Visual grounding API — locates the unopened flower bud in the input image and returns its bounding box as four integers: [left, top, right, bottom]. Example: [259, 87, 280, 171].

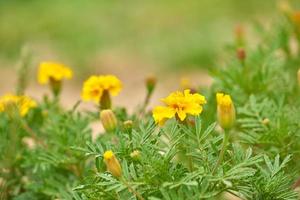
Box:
[100, 109, 117, 132]
[130, 150, 141, 160]
[103, 150, 122, 178]
[262, 118, 270, 125]
[21, 176, 29, 184]
[216, 93, 236, 130]
[123, 120, 133, 132]
[236, 48, 246, 62]
[145, 76, 156, 94]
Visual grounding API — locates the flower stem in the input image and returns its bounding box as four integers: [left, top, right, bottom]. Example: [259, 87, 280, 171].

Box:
[120, 177, 144, 200]
[213, 130, 229, 174]
[100, 90, 111, 110]
[188, 155, 194, 171]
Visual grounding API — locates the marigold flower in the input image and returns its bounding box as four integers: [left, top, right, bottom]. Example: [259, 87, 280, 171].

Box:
[216, 92, 236, 130]
[100, 109, 118, 132]
[81, 75, 122, 108]
[38, 62, 73, 97]
[103, 150, 122, 178]
[0, 94, 37, 116]
[152, 89, 206, 125]
[38, 62, 73, 84]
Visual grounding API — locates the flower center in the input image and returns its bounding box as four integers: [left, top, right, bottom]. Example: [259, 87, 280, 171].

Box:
[171, 103, 185, 110]
[91, 89, 100, 96]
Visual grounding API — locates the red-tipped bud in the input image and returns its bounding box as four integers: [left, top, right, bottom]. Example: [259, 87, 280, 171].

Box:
[146, 76, 157, 94]
[236, 48, 246, 62]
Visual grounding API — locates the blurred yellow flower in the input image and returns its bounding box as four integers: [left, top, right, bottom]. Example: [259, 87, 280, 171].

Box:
[293, 11, 300, 25]
[278, 0, 292, 15]
[216, 92, 236, 130]
[81, 75, 122, 104]
[103, 150, 122, 178]
[152, 89, 206, 125]
[0, 94, 37, 116]
[38, 62, 73, 85]
[180, 77, 192, 90]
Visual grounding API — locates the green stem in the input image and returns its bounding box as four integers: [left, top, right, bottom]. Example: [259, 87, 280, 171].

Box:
[139, 90, 153, 118]
[120, 177, 144, 200]
[188, 155, 194, 172]
[213, 130, 229, 174]
[50, 78, 62, 101]
[100, 90, 111, 110]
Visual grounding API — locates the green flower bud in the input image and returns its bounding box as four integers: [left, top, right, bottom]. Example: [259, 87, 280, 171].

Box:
[123, 120, 133, 132]
[145, 76, 156, 94]
[100, 109, 118, 132]
[130, 150, 141, 160]
[216, 93, 236, 130]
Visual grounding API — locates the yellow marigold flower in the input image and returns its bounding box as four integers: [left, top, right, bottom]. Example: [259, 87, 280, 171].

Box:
[81, 75, 122, 104]
[152, 89, 206, 125]
[0, 94, 37, 116]
[103, 150, 122, 178]
[216, 92, 236, 130]
[38, 62, 73, 84]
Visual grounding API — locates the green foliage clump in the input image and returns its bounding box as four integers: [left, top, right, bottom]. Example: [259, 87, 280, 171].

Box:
[1, 9, 300, 200]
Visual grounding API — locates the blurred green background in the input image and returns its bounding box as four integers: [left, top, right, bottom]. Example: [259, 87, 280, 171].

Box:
[0, 0, 287, 72]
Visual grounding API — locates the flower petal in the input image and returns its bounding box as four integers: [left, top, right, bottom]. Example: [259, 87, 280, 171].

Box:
[152, 106, 176, 125]
[177, 108, 187, 121]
